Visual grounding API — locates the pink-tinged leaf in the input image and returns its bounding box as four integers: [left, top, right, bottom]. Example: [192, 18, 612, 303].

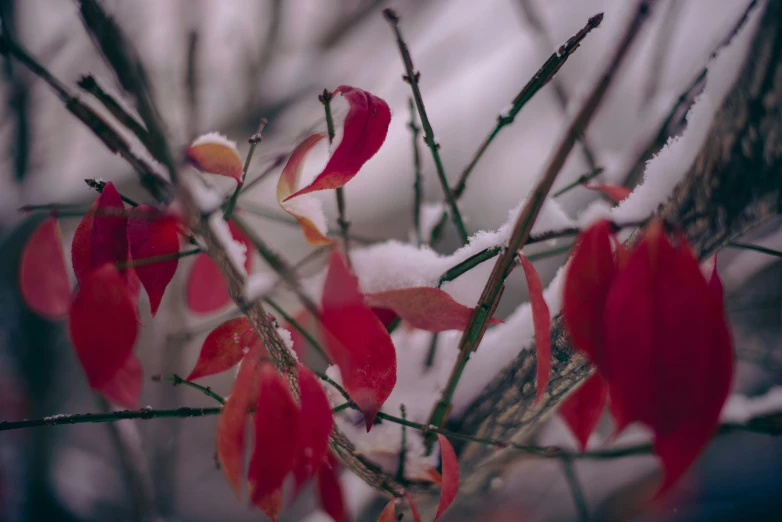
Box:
[434, 434, 458, 521]
[68, 264, 138, 389]
[216, 351, 263, 496]
[559, 373, 608, 450]
[562, 220, 617, 365]
[364, 287, 502, 332]
[284, 86, 391, 200]
[583, 181, 632, 203]
[248, 364, 300, 520]
[187, 317, 264, 381]
[276, 134, 332, 245]
[185, 133, 243, 181]
[293, 365, 335, 492]
[20, 217, 71, 319]
[315, 458, 347, 522]
[518, 254, 551, 404]
[127, 206, 180, 316]
[377, 500, 396, 522]
[321, 250, 397, 431]
[98, 354, 142, 409]
[404, 492, 422, 522]
[187, 220, 253, 314]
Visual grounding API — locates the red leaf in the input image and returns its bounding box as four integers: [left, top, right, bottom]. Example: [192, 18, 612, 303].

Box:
[583, 181, 632, 203]
[601, 222, 733, 494]
[364, 287, 502, 332]
[707, 254, 724, 305]
[377, 500, 395, 522]
[20, 217, 71, 319]
[286, 309, 318, 362]
[128, 206, 180, 316]
[434, 434, 458, 521]
[248, 364, 300, 520]
[293, 365, 334, 491]
[68, 264, 138, 388]
[316, 458, 347, 522]
[370, 307, 399, 329]
[71, 199, 97, 285]
[187, 317, 264, 381]
[216, 351, 263, 496]
[321, 250, 396, 431]
[186, 219, 253, 314]
[562, 219, 617, 364]
[185, 133, 243, 181]
[284, 86, 391, 200]
[404, 492, 422, 522]
[518, 254, 551, 404]
[558, 373, 608, 450]
[98, 354, 142, 409]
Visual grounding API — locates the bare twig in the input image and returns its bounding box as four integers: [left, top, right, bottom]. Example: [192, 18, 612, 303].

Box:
[562, 458, 589, 522]
[409, 98, 424, 246]
[224, 117, 267, 220]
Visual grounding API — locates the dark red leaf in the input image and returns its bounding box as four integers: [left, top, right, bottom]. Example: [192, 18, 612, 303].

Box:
[89, 182, 129, 273]
[434, 434, 458, 521]
[364, 287, 502, 332]
[71, 199, 97, 285]
[316, 458, 347, 522]
[284, 86, 391, 200]
[293, 365, 334, 492]
[187, 317, 264, 381]
[559, 373, 608, 450]
[562, 219, 617, 365]
[68, 264, 138, 388]
[248, 363, 300, 521]
[186, 219, 253, 314]
[98, 354, 142, 409]
[518, 254, 551, 404]
[707, 254, 724, 305]
[321, 250, 396, 431]
[20, 217, 71, 319]
[371, 307, 399, 329]
[377, 500, 395, 522]
[128, 205, 180, 316]
[583, 181, 632, 203]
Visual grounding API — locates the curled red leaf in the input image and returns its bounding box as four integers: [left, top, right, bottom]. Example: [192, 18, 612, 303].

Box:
[558, 373, 608, 450]
[316, 457, 347, 522]
[518, 254, 551, 404]
[98, 354, 143, 409]
[20, 217, 71, 319]
[68, 264, 138, 389]
[583, 181, 632, 203]
[185, 133, 243, 181]
[187, 317, 264, 381]
[127, 206, 180, 316]
[321, 250, 397, 431]
[284, 86, 391, 200]
[364, 287, 502, 332]
[293, 365, 335, 492]
[434, 434, 458, 521]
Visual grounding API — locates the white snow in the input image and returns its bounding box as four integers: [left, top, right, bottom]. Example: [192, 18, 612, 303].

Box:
[190, 131, 240, 154]
[276, 325, 298, 361]
[243, 271, 276, 302]
[208, 213, 247, 276]
[722, 388, 782, 424]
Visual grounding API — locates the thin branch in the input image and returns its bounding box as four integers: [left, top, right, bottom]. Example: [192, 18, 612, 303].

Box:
[562, 458, 589, 522]
[727, 241, 782, 259]
[116, 248, 201, 270]
[383, 8, 469, 245]
[224, 117, 267, 220]
[409, 98, 424, 246]
[154, 374, 226, 405]
[551, 167, 605, 198]
[239, 152, 287, 194]
[0, 407, 222, 431]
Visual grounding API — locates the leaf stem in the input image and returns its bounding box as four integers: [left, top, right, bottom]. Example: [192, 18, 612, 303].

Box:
[396, 404, 408, 481]
[562, 457, 590, 522]
[383, 8, 469, 245]
[0, 407, 222, 432]
[116, 247, 201, 270]
[409, 98, 424, 246]
[551, 167, 605, 198]
[224, 118, 267, 220]
[727, 241, 782, 259]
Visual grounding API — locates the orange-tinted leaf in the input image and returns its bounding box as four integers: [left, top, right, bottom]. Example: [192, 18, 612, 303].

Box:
[185, 133, 243, 181]
[558, 373, 608, 450]
[583, 181, 632, 203]
[20, 217, 71, 319]
[98, 354, 142, 409]
[248, 364, 300, 519]
[562, 220, 617, 365]
[127, 206, 180, 316]
[187, 317, 262, 381]
[404, 492, 422, 522]
[518, 254, 551, 404]
[68, 264, 138, 388]
[377, 500, 395, 522]
[316, 458, 347, 522]
[293, 365, 334, 491]
[434, 434, 458, 521]
[276, 134, 332, 245]
[284, 86, 391, 200]
[216, 351, 263, 496]
[321, 250, 396, 431]
[187, 219, 253, 314]
[364, 287, 502, 332]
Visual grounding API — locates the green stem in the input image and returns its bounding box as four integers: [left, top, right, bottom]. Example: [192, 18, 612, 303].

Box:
[383, 9, 469, 245]
[562, 457, 590, 522]
[0, 407, 222, 432]
[157, 374, 225, 404]
[396, 404, 408, 481]
[117, 248, 201, 270]
[551, 167, 605, 198]
[727, 241, 782, 259]
[224, 118, 267, 220]
[409, 98, 423, 246]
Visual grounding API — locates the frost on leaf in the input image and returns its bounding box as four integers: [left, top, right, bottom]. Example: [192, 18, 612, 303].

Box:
[315, 455, 346, 522]
[364, 287, 502, 332]
[127, 205, 180, 316]
[186, 219, 253, 314]
[518, 254, 551, 404]
[558, 373, 608, 450]
[434, 434, 458, 521]
[185, 132, 243, 181]
[284, 86, 391, 200]
[68, 264, 138, 389]
[187, 317, 265, 381]
[98, 354, 143, 409]
[20, 217, 71, 319]
[293, 365, 334, 492]
[321, 250, 397, 431]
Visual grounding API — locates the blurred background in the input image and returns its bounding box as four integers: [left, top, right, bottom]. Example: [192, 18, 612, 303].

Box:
[1, 0, 781, 520]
